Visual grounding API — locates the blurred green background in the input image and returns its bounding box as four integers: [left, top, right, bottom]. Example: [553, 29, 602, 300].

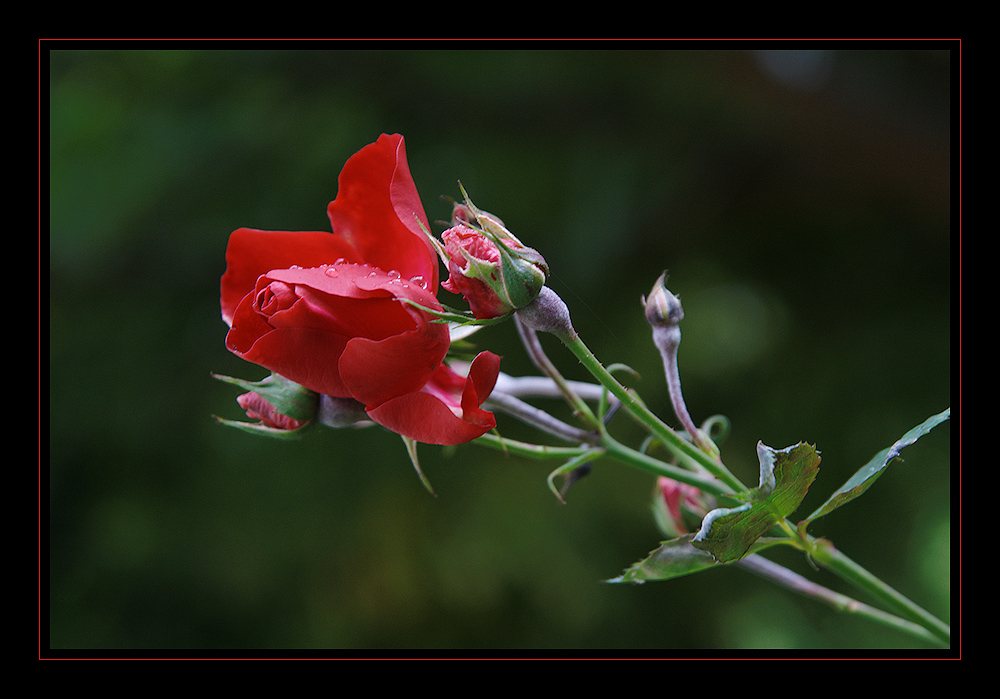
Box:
[48, 47, 953, 651]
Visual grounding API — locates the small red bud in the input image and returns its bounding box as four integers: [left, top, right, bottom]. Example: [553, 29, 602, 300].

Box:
[237, 391, 309, 431]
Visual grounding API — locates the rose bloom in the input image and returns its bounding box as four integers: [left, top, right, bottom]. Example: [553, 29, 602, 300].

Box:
[221, 134, 500, 445]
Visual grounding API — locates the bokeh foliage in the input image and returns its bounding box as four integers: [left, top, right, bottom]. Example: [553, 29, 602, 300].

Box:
[48, 47, 952, 650]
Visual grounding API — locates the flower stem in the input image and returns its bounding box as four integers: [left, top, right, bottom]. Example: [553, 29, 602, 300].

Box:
[655, 323, 715, 454]
[600, 434, 738, 501]
[473, 431, 597, 460]
[809, 538, 951, 647]
[514, 315, 601, 429]
[484, 391, 600, 445]
[737, 554, 949, 647]
[555, 327, 746, 494]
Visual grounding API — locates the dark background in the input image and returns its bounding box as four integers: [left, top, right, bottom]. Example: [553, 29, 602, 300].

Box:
[47, 46, 953, 651]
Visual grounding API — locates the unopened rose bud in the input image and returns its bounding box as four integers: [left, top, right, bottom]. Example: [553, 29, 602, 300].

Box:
[237, 390, 310, 431]
[213, 371, 319, 437]
[431, 188, 548, 319]
[652, 476, 713, 539]
[642, 272, 684, 328]
[642, 273, 717, 456]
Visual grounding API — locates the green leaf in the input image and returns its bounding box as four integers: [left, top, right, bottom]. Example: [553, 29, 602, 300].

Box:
[799, 407, 950, 531]
[606, 535, 719, 583]
[607, 534, 792, 584]
[691, 442, 820, 564]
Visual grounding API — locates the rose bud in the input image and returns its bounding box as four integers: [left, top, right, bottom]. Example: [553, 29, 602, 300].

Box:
[432, 190, 548, 319]
[652, 476, 713, 539]
[237, 391, 310, 431]
[642, 271, 684, 328]
[213, 371, 319, 438]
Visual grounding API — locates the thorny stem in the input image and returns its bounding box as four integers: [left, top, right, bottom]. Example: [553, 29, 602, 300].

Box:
[514, 288, 737, 488]
[473, 430, 735, 502]
[808, 538, 951, 646]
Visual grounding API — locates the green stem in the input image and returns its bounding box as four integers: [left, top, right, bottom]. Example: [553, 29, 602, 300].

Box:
[473, 432, 595, 460]
[511, 289, 948, 647]
[600, 434, 738, 502]
[478, 403, 950, 647]
[809, 538, 950, 647]
[737, 554, 949, 647]
[556, 328, 747, 494]
[514, 316, 600, 429]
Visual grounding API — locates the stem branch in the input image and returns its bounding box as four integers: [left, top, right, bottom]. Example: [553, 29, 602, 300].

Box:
[737, 554, 949, 647]
[809, 539, 951, 646]
[558, 329, 746, 494]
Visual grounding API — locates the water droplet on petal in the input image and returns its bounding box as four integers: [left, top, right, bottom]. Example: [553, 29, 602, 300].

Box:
[324, 267, 339, 277]
[387, 270, 401, 280]
[409, 275, 428, 289]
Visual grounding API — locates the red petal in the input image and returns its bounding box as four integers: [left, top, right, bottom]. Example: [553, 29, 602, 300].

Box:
[339, 321, 450, 408]
[227, 320, 353, 398]
[326, 134, 438, 291]
[365, 392, 497, 446]
[461, 351, 501, 417]
[364, 351, 501, 445]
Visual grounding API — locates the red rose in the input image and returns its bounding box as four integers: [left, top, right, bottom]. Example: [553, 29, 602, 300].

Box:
[221, 134, 500, 445]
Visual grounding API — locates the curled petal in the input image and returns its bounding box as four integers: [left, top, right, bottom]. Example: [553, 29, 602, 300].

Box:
[365, 351, 501, 445]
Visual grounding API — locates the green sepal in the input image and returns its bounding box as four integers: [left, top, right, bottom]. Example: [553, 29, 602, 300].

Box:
[402, 436, 436, 497]
[213, 414, 312, 439]
[546, 448, 606, 503]
[397, 297, 512, 327]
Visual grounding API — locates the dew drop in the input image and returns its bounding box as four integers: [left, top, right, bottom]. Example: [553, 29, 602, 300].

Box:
[409, 275, 428, 290]
[324, 267, 339, 278]
[387, 269, 402, 280]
